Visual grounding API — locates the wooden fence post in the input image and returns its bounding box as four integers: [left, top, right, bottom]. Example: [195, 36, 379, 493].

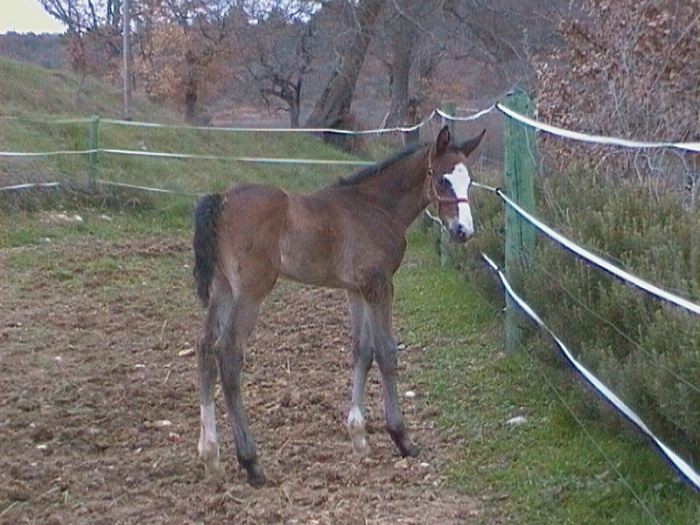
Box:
[88, 115, 100, 188]
[503, 90, 537, 351]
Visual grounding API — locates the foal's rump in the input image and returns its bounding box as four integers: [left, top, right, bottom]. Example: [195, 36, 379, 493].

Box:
[192, 183, 290, 305]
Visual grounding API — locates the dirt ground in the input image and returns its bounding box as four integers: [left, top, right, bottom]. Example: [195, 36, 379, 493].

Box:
[0, 235, 482, 524]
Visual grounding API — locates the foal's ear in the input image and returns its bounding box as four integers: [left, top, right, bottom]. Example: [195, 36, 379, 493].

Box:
[435, 125, 451, 155]
[460, 129, 486, 157]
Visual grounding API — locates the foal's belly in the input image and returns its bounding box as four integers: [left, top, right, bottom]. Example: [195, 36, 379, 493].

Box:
[278, 232, 351, 289]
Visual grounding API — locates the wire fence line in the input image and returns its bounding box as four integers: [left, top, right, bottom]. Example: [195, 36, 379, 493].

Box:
[471, 104, 700, 495]
[0, 147, 373, 166]
[497, 230, 700, 398]
[477, 184, 700, 317]
[2, 98, 698, 193]
[3, 97, 699, 495]
[2, 97, 699, 146]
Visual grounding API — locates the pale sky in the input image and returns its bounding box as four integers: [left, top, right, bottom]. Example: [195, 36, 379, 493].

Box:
[0, 0, 67, 34]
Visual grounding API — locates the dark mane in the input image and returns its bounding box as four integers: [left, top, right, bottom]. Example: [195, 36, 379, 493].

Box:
[334, 141, 428, 187]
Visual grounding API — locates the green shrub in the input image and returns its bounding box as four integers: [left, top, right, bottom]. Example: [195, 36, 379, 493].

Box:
[522, 169, 700, 460]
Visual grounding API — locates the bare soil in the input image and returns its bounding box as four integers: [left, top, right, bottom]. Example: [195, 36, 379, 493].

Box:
[0, 235, 481, 524]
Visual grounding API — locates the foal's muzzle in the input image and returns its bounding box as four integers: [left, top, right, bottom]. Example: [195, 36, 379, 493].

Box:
[449, 223, 473, 243]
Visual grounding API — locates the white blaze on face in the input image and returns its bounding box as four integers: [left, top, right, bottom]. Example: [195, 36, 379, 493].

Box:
[443, 162, 474, 237]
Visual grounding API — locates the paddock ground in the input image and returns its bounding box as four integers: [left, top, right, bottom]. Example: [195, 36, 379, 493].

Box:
[0, 233, 483, 524]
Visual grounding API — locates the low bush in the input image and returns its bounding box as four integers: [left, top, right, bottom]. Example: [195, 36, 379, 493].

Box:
[524, 170, 700, 461]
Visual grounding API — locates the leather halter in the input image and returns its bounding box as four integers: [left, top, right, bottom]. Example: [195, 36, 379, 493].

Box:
[426, 149, 469, 214]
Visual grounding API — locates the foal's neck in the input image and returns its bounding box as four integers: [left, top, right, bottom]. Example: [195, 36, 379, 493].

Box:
[384, 148, 432, 229]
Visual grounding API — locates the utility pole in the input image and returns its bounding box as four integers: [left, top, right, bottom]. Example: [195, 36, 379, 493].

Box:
[122, 0, 131, 120]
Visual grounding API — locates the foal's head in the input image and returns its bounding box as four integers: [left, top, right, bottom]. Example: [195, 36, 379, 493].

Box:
[426, 126, 485, 243]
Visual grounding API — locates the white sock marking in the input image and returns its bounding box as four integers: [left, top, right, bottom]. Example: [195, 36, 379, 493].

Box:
[198, 402, 218, 457]
[347, 406, 365, 429]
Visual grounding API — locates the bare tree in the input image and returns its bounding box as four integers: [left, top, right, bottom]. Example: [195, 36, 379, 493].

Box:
[39, 0, 123, 74]
[382, 0, 416, 127]
[39, 0, 123, 32]
[240, 4, 318, 127]
[38, 1, 242, 121]
[375, 0, 568, 128]
[305, 0, 386, 132]
[36, 0, 569, 129]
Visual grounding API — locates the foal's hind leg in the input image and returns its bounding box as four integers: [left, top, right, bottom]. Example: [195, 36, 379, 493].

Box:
[346, 291, 373, 457]
[196, 298, 230, 482]
[365, 277, 418, 458]
[216, 294, 267, 487]
[197, 286, 266, 486]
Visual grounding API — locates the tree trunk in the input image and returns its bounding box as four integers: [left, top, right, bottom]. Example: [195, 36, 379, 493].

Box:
[290, 80, 301, 128]
[305, 0, 386, 130]
[184, 86, 197, 123]
[385, 13, 414, 128]
[184, 65, 198, 123]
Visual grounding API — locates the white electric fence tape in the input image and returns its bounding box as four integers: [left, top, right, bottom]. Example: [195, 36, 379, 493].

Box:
[0, 180, 202, 197]
[96, 180, 203, 197]
[436, 105, 495, 122]
[493, 188, 700, 316]
[101, 112, 440, 135]
[4, 99, 699, 160]
[100, 148, 374, 165]
[0, 182, 61, 191]
[481, 253, 700, 491]
[496, 103, 700, 153]
[0, 149, 98, 157]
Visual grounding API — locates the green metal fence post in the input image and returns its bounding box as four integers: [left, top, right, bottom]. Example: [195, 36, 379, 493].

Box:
[88, 115, 100, 188]
[503, 90, 537, 352]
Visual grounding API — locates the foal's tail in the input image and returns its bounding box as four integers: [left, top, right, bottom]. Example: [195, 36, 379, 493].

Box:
[193, 193, 223, 306]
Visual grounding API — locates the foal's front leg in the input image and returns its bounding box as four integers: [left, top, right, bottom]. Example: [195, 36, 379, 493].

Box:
[373, 332, 418, 457]
[367, 283, 419, 458]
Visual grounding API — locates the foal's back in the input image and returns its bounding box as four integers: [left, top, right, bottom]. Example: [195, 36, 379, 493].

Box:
[217, 181, 406, 293]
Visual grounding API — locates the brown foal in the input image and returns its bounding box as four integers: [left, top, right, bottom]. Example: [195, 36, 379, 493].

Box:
[192, 125, 485, 486]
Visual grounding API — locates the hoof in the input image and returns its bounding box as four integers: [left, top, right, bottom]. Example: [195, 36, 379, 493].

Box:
[347, 414, 370, 459]
[199, 439, 224, 483]
[350, 430, 370, 459]
[204, 461, 226, 484]
[401, 443, 420, 458]
[242, 459, 267, 488]
[388, 428, 419, 458]
[246, 469, 267, 488]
